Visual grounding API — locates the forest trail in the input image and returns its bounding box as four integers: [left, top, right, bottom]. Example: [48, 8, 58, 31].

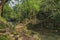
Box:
[15, 23, 34, 40]
[0, 21, 34, 40]
[0, 23, 60, 40]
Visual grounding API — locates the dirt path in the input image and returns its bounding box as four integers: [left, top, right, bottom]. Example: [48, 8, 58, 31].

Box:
[0, 23, 60, 40]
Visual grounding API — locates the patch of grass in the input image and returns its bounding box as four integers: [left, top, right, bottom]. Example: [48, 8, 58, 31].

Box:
[0, 35, 9, 40]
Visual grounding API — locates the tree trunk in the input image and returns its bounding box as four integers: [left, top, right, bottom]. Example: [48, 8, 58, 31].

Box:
[0, 0, 6, 17]
[0, 5, 2, 16]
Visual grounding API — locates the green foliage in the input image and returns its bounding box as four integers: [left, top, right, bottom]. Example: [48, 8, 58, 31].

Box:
[0, 35, 9, 40]
[2, 0, 60, 31]
[1, 0, 60, 36]
[0, 0, 60, 40]
[3, 4, 15, 20]
[0, 23, 7, 29]
[0, 17, 7, 24]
